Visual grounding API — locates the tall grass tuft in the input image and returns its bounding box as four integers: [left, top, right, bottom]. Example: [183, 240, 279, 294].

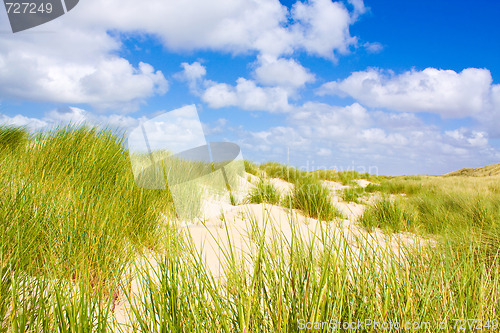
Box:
[125, 212, 500, 332]
[311, 169, 378, 185]
[0, 125, 171, 281]
[360, 197, 416, 233]
[360, 175, 500, 236]
[246, 180, 281, 205]
[366, 179, 422, 195]
[289, 176, 344, 221]
[0, 125, 29, 152]
[243, 160, 259, 176]
[340, 186, 365, 203]
[259, 162, 308, 183]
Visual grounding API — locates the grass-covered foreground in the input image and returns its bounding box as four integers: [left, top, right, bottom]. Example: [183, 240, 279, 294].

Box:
[1, 125, 499, 332]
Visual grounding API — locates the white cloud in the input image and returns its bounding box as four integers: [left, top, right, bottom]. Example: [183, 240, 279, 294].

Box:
[0, 106, 144, 132]
[445, 128, 488, 148]
[202, 83, 239, 109]
[0, 0, 365, 110]
[0, 12, 168, 111]
[42, 106, 143, 130]
[359, 128, 409, 146]
[74, 0, 289, 55]
[0, 113, 48, 130]
[348, 0, 367, 16]
[45, 107, 87, 125]
[179, 62, 206, 82]
[203, 118, 228, 135]
[318, 67, 498, 119]
[202, 78, 291, 112]
[317, 148, 332, 156]
[0, 44, 168, 111]
[363, 42, 383, 53]
[239, 102, 500, 175]
[175, 62, 207, 94]
[128, 105, 206, 154]
[371, 111, 423, 129]
[73, 0, 360, 58]
[191, 56, 312, 111]
[253, 55, 315, 91]
[290, 0, 356, 59]
[241, 125, 308, 155]
[290, 102, 372, 138]
[493, 85, 500, 109]
[78, 61, 168, 108]
[482, 84, 500, 137]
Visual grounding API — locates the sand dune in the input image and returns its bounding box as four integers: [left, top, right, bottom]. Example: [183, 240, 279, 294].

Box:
[113, 173, 433, 329]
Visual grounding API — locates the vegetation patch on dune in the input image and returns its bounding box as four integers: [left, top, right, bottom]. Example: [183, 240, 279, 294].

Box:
[445, 163, 500, 177]
[0, 126, 171, 281]
[245, 180, 281, 205]
[287, 176, 345, 221]
[361, 175, 500, 235]
[1, 125, 499, 330]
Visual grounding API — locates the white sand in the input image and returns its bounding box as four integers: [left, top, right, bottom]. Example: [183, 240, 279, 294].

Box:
[269, 177, 294, 194]
[112, 173, 433, 329]
[355, 179, 374, 187]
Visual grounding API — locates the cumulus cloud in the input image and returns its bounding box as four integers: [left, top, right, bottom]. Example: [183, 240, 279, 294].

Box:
[79, 61, 168, 107]
[43, 106, 144, 130]
[202, 78, 292, 112]
[175, 62, 207, 94]
[45, 107, 88, 125]
[318, 67, 499, 119]
[0, 50, 168, 111]
[179, 62, 206, 80]
[0, 17, 168, 111]
[186, 56, 312, 111]
[445, 128, 489, 148]
[290, 102, 372, 138]
[0, 0, 365, 110]
[0, 48, 168, 111]
[287, 102, 492, 153]
[0, 106, 143, 132]
[74, 0, 290, 55]
[347, 0, 367, 16]
[290, 0, 356, 59]
[239, 102, 500, 175]
[73, 0, 360, 58]
[0, 113, 48, 130]
[481, 84, 500, 137]
[253, 55, 315, 91]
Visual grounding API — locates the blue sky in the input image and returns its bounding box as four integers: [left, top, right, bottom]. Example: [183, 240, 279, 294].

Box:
[0, 0, 499, 175]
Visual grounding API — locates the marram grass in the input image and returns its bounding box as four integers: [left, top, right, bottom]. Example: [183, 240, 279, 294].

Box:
[125, 214, 500, 332]
[287, 176, 345, 221]
[0, 126, 172, 280]
[245, 180, 281, 205]
[0, 125, 499, 331]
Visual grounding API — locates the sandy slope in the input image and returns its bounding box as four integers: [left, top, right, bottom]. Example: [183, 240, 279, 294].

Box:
[112, 173, 432, 329]
[180, 175, 427, 277]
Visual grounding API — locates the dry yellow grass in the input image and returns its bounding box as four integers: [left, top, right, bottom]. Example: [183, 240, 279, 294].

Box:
[445, 162, 500, 177]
